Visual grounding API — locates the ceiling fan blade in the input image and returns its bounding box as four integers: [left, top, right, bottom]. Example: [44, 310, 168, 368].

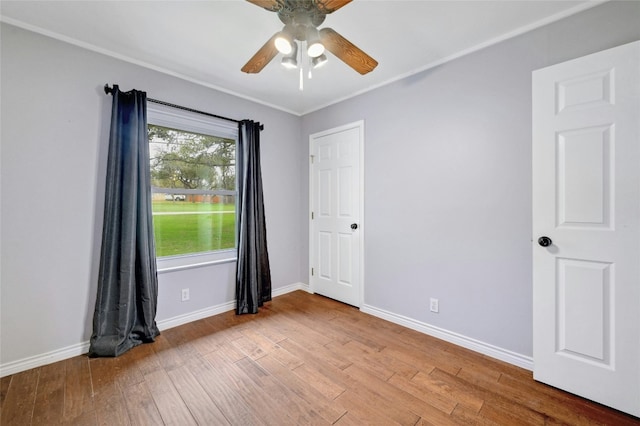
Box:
[314, 0, 352, 13]
[319, 28, 378, 75]
[245, 0, 283, 12]
[241, 33, 279, 74]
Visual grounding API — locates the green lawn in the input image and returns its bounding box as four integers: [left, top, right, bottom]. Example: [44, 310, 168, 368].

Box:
[152, 201, 236, 257]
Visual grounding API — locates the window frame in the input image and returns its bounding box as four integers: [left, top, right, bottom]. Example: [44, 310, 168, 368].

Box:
[147, 103, 239, 273]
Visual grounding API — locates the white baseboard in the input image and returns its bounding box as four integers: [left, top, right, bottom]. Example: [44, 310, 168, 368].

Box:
[273, 281, 310, 296]
[157, 282, 308, 331]
[0, 341, 91, 378]
[361, 304, 534, 371]
[156, 301, 236, 331]
[0, 282, 309, 378]
[272, 283, 311, 297]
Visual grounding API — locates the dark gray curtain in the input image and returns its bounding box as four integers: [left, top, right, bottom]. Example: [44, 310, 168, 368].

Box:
[236, 120, 272, 314]
[89, 86, 160, 357]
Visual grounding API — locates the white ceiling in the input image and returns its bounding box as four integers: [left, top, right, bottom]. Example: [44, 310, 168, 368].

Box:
[1, 0, 601, 115]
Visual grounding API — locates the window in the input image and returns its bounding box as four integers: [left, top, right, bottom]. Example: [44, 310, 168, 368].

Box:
[148, 105, 238, 268]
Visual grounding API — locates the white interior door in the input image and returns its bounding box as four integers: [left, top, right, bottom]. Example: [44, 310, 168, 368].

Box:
[309, 121, 364, 307]
[532, 41, 640, 416]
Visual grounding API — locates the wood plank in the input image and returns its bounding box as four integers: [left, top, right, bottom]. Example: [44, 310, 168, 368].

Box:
[0, 375, 11, 407]
[88, 357, 117, 398]
[126, 341, 163, 377]
[162, 323, 202, 362]
[269, 308, 340, 347]
[386, 334, 463, 376]
[344, 364, 456, 424]
[234, 355, 331, 425]
[187, 318, 228, 356]
[332, 411, 368, 426]
[113, 347, 145, 389]
[202, 310, 251, 342]
[32, 360, 66, 424]
[89, 357, 131, 426]
[204, 349, 301, 425]
[399, 326, 453, 351]
[446, 343, 527, 383]
[325, 340, 395, 381]
[121, 382, 164, 426]
[256, 354, 347, 424]
[328, 315, 391, 352]
[1, 368, 39, 425]
[150, 333, 186, 372]
[62, 409, 98, 426]
[334, 389, 406, 426]
[186, 355, 263, 424]
[450, 404, 504, 426]
[430, 365, 551, 425]
[268, 344, 305, 370]
[166, 365, 231, 425]
[232, 327, 305, 370]
[231, 331, 276, 360]
[252, 315, 289, 343]
[63, 356, 95, 422]
[269, 299, 352, 346]
[279, 340, 420, 425]
[478, 400, 545, 426]
[279, 334, 352, 371]
[411, 369, 485, 413]
[143, 369, 197, 425]
[291, 363, 346, 400]
[387, 373, 458, 415]
[379, 345, 439, 376]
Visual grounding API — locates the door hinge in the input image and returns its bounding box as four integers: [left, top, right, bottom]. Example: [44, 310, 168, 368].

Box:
[311, 268, 314, 276]
[311, 211, 314, 220]
[310, 155, 315, 164]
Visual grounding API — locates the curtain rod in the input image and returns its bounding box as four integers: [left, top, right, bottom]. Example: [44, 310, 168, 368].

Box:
[103, 84, 263, 130]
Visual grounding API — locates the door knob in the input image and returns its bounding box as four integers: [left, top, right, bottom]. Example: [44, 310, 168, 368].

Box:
[351, 223, 358, 230]
[538, 236, 552, 247]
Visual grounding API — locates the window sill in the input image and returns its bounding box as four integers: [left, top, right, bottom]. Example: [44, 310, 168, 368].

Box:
[157, 250, 237, 274]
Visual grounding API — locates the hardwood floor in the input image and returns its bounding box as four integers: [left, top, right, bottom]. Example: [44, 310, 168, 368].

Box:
[1, 290, 638, 425]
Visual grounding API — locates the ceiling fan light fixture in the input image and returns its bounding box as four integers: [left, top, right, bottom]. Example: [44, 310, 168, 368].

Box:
[281, 56, 298, 69]
[312, 53, 328, 68]
[274, 27, 294, 54]
[306, 27, 325, 58]
[281, 41, 298, 69]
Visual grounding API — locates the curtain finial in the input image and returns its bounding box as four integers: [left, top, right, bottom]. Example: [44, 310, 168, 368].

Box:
[103, 84, 119, 95]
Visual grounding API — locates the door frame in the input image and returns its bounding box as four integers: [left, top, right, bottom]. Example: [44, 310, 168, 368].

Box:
[308, 120, 365, 307]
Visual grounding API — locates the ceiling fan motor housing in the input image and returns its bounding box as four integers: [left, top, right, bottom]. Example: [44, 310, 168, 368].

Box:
[278, 0, 327, 39]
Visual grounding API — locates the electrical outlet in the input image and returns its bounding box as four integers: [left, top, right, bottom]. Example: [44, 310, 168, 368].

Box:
[430, 298, 439, 313]
[181, 288, 190, 302]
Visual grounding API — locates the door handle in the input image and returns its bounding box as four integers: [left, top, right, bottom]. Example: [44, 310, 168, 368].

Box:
[351, 223, 358, 230]
[538, 236, 552, 247]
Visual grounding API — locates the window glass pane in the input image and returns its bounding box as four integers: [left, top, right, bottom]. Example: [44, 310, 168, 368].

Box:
[149, 124, 236, 257]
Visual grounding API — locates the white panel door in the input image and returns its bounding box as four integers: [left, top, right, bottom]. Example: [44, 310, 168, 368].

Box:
[532, 41, 640, 416]
[310, 121, 363, 307]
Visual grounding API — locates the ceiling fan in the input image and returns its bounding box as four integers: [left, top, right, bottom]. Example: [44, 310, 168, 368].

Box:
[241, 0, 378, 75]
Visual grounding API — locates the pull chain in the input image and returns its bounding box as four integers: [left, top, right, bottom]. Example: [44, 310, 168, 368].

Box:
[299, 67, 304, 91]
[299, 42, 304, 91]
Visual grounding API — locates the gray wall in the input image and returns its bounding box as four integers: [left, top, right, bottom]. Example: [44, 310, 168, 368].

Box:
[0, 24, 302, 366]
[300, 0, 640, 357]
